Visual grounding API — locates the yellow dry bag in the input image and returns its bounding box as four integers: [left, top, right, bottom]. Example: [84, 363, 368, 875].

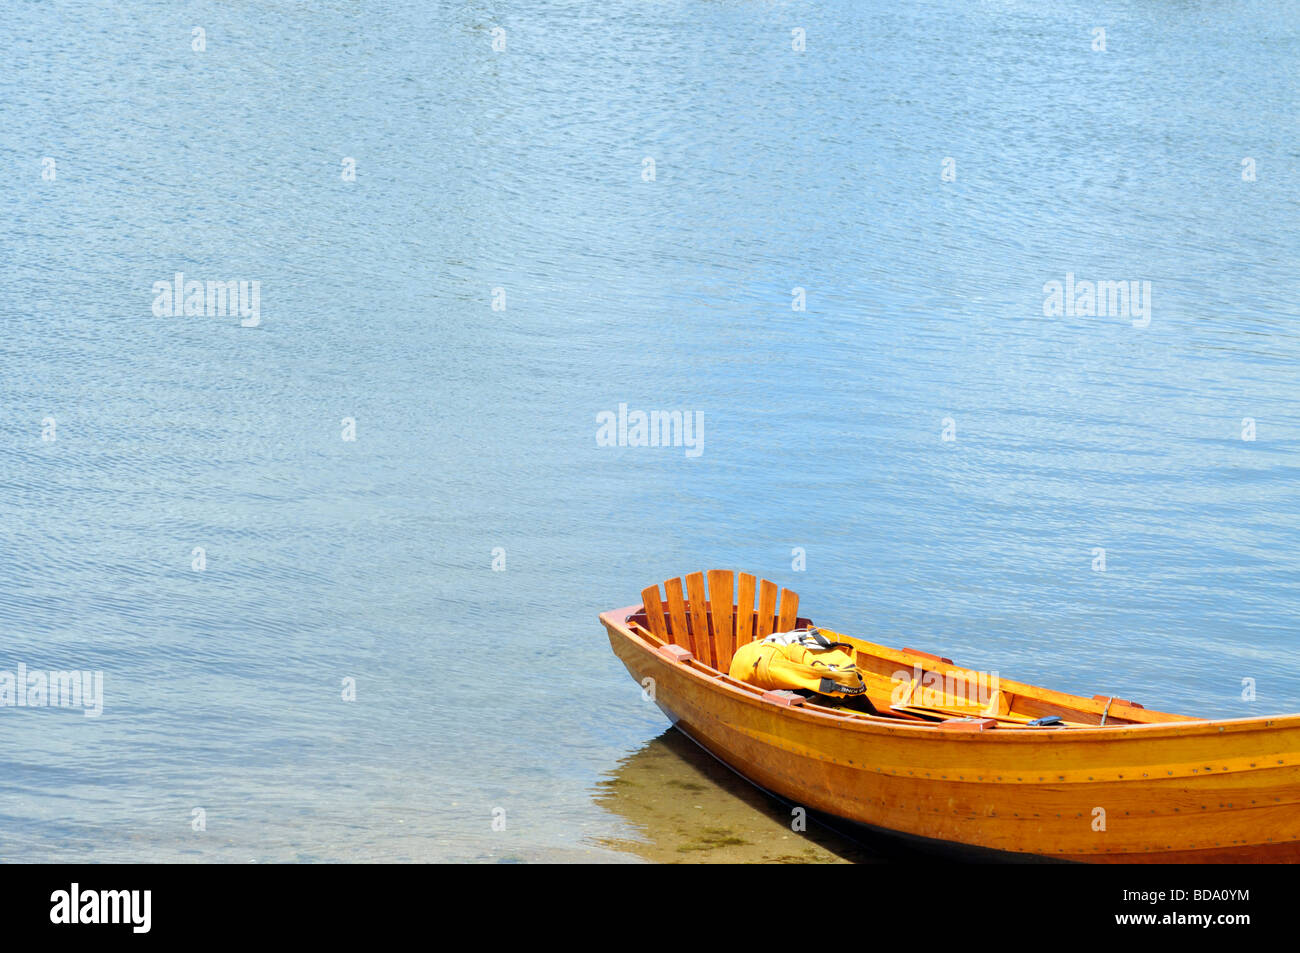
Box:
[729, 628, 866, 697]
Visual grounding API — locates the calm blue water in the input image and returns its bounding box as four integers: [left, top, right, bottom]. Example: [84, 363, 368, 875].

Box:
[1, 0, 1297, 861]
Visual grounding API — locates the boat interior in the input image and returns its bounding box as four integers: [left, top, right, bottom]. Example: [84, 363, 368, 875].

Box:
[627, 572, 1197, 729]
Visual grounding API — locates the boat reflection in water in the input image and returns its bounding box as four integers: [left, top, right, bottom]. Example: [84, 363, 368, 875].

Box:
[594, 728, 884, 864]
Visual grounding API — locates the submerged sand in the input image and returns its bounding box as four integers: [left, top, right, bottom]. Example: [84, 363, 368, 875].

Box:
[593, 728, 882, 863]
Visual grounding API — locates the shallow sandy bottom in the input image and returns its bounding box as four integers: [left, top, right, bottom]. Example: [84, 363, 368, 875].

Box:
[592, 728, 882, 864]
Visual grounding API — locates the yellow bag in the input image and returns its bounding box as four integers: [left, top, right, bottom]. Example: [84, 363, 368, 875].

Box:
[729, 629, 866, 697]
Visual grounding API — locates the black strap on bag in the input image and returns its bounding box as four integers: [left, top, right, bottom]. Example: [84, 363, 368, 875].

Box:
[795, 627, 855, 653]
[818, 676, 866, 696]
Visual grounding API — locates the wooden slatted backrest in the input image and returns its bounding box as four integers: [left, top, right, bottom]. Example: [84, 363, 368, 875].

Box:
[706, 570, 735, 672]
[684, 571, 714, 668]
[644, 571, 801, 674]
[640, 584, 668, 641]
[664, 577, 690, 651]
[777, 587, 800, 633]
[736, 573, 756, 648]
[756, 579, 779, 639]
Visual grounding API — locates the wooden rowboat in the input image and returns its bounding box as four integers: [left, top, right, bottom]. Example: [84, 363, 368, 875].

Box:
[600, 571, 1300, 863]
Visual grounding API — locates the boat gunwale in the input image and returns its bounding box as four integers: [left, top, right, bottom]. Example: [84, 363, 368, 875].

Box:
[601, 606, 1300, 742]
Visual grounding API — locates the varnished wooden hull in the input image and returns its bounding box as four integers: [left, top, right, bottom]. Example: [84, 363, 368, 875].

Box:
[602, 606, 1300, 863]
